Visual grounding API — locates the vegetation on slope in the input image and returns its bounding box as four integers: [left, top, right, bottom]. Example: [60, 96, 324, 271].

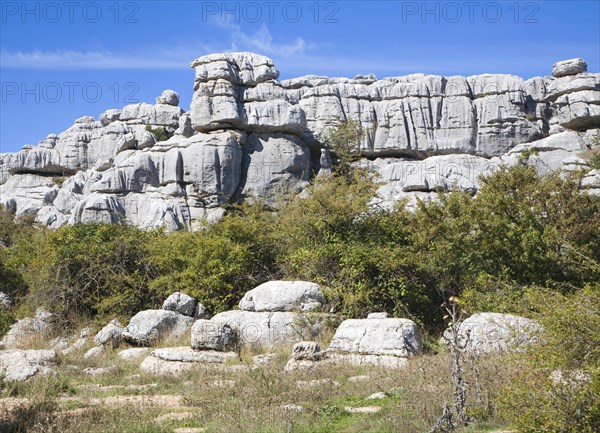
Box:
[0, 122, 599, 431]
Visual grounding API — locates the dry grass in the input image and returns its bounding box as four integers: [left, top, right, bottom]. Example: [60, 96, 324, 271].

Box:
[0, 339, 516, 433]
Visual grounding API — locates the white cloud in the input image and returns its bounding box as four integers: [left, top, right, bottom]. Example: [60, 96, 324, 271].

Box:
[1, 21, 316, 70]
[0, 49, 192, 69]
[216, 21, 313, 58]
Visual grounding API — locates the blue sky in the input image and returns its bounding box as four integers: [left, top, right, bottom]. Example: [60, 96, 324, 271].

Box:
[1, 0, 599, 153]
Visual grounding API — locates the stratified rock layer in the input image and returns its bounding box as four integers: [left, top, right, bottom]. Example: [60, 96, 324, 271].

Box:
[1, 53, 598, 229]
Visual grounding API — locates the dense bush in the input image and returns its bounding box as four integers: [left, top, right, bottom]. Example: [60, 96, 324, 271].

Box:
[498, 286, 600, 432]
[148, 202, 278, 313]
[22, 223, 160, 324]
[0, 141, 598, 335]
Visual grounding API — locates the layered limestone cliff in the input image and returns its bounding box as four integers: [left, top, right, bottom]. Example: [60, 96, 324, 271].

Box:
[1, 54, 598, 229]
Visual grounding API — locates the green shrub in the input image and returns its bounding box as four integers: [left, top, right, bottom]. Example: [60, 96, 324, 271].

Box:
[148, 201, 278, 313]
[145, 125, 169, 142]
[23, 224, 160, 324]
[498, 286, 600, 432]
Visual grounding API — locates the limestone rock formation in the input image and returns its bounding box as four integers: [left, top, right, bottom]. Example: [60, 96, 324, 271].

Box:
[0, 349, 56, 382]
[210, 310, 307, 349]
[139, 347, 239, 375]
[122, 309, 194, 346]
[94, 319, 124, 347]
[328, 316, 422, 357]
[239, 281, 325, 312]
[0, 308, 54, 349]
[190, 319, 234, 351]
[162, 292, 198, 317]
[451, 312, 541, 354]
[1, 54, 598, 228]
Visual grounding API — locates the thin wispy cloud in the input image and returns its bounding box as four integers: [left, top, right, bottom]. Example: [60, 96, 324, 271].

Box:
[1, 21, 315, 70]
[216, 20, 314, 58]
[0, 49, 192, 69]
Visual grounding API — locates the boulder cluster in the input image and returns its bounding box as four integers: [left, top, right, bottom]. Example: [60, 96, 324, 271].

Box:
[0, 283, 543, 381]
[1, 54, 598, 229]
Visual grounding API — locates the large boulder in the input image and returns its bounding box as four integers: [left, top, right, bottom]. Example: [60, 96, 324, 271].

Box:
[191, 319, 234, 351]
[552, 58, 587, 78]
[140, 347, 239, 375]
[328, 317, 422, 357]
[122, 310, 194, 346]
[162, 292, 197, 317]
[0, 349, 56, 382]
[453, 312, 541, 354]
[156, 89, 180, 106]
[210, 310, 319, 349]
[0, 308, 54, 349]
[94, 319, 124, 347]
[239, 281, 325, 312]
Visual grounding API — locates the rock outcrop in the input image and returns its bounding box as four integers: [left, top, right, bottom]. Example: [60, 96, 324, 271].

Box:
[1, 54, 598, 229]
[122, 310, 193, 346]
[0, 349, 56, 382]
[0, 308, 54, 349]
[285, 314, 422, 369]
[449, 312, 541, 354]
[239, 281, 325, 312]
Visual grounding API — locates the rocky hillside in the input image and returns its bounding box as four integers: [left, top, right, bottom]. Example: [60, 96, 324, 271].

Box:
[1, 54, 598, 230]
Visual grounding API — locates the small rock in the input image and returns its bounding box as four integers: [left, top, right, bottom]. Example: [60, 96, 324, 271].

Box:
[83, 346, 105, 359]
[367, 392, 387, 400]
[210, 379, 236, 388]
[0, 292, 11, 308]
[283, 404, 304, 413]
[344, 405, 382, 414]
[252, 353, 278, 365]
[118, 347, 150, 361]
[296, 378, 340, 388]
[291, 341, 322, 360]
[156, 89, 180, 106]
[194, 303, 208, 319]
[347, 375, 370, 382]
[79, 327, 91, 338]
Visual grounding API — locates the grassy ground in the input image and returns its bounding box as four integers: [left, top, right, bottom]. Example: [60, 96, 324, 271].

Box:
[0, 334, 515, 433]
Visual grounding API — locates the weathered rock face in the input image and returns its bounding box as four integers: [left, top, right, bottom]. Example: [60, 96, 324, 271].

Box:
[94, 319, 124, 347]
[162, 292, 197, 317]
[0, 308, 54, 349]
[239, 281, 325, 312]
[1, 54, 598, 228]
[139, 347, 239, 375]
[0, 349, 56, 382]
[553, 58, 587, 78]
[210, 310, 321, 349]
[328, 317, 422, 357]
[452, 312, 541, 354]
[190, 319, 234, 351]
[122, 309, 194, 346]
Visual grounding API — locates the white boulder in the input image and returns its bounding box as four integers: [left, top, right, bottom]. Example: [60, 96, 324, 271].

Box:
[239, 281, 325, 312]
[122, 310, 194, 346]
[162, 292, 197, 317]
